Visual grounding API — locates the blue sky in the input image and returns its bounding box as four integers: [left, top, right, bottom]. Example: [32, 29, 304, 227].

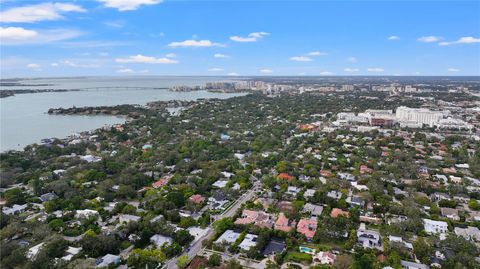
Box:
[1, 0, 479, 77]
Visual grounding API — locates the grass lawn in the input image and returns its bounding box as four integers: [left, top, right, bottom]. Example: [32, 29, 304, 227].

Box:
[284, 251, 312, 264]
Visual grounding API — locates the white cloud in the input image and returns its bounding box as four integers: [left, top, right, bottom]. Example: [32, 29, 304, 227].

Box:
[230, 32, 269, 42]
[447, 68, 460, 72]
[51, 63, 59, 67]
[103, 20, 126, 28]
[0, 27, 37, 40]
[117, 68, 134, 73]
[26, 63, 40, 69]
[388, 35, 400, 40]
[320, 71, 334, 76]
[60, 60, 101, 68]
[165, 53, 176, 58]
[344, 68, 359, 72]
[115, 54, 178, 64]
[259, 69, 273, 74]
[227, 72, 240, 76]
[347, 57, 357, 63]
[0, 2, 85, 23]
[214, 53, 230, 58]
[417, 36, 441, 43]
[0, 27, 83, 45]
[116, 68, 149, 73]
[208, 68, 223, 72]
[367, 67, 384, 72]
[168, 39, 224, 48]
[439, 36, 480, 46]
[98, 0, 162, 11]
[307, 51, 328, 56]
[290, 56, 313, 62]
[98, 52, 109, 57]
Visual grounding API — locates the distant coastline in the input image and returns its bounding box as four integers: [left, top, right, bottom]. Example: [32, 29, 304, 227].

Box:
[0, 89, 81, 98]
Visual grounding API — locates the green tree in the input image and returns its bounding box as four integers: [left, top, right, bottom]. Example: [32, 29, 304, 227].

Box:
[176, 255, 189, 269]
[413, 237, 432, 264]
[207, 253, 222, 267]
[127, 248, 166, 268]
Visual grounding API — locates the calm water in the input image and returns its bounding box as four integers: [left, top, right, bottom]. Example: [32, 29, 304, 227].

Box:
[1, 76, 245, 151]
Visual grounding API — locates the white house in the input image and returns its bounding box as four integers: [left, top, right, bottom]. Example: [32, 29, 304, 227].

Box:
[313, 251, 336, 265]
[96, 254, 120, 268]
[239, 234, 258, 251]
[150, 234, 173, 247]
[215, 230, 240, 245]
[423, 218, 448, 234]
[454, 226, 480, 242]
[2, 204, 28, 215]
[26, 243, 44, 260]
[119, 214, 141, 224]
[75, 209, 98, 219]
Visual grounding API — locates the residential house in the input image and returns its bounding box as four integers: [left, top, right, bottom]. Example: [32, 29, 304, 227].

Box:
[331, 208, 350, 218]
[360, 165, 373, 174]
[277, 173, 294, 181]
[276, 201, 294, 214]
[429, 192, 451, 202]
[302, 203, 324, 218]
[188, 194, 205, 205]
[212, 180, 228, 188]
[234, 209, 274, 229]
[75, 209, 98, 219]
[347, 195, 365, 207]
[208, 192, 229, 210]
[262, 239, 286, 256]
[360, 215, 382, 225]
[150, 234, 173, 247]
[440, 207, 460, 221]
[119, 214, 141, 224]
[2, 204, 28, 215]
[296, 218, 318, 241]
[96, 254, 120, 268]
[327, 190, 342, 200]
[389, 236, 413, 251]
[239, 234, 258, 251]
[215, 230, 240, 245]
[313, 251, 336, 265]
[423, 218, 448, 235]
[400, 260, 429, 269]
[286, 186, 301, 197]
[320, 170, 333, 177]
[454, 226, 480, 242]
[26, 243, 44, 260]
[152, 176, 171, 189]
[274, 213, 296, 232]
[39, 192, 58, 202]
[304, 189, 316, 199]
[338, 172, 356, 181]
[357, 223, 382, 250]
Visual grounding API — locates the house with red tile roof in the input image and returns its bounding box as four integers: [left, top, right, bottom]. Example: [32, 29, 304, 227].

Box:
[330, 208, 350, 218]
[188, 194, 205, 204]
[360, 165, 373, 174]
[296, 218, 317, 240]
[152, 175, 173, 189]
[298, 124, 316, 131]
[274, 213, 296, 232]
[234, 209, 274, 229]
[320, 170, 333, 177]
[277, 173, 294, 181]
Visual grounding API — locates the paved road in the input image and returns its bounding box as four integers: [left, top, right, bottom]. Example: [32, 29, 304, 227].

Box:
[164, 182, 260, 269]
